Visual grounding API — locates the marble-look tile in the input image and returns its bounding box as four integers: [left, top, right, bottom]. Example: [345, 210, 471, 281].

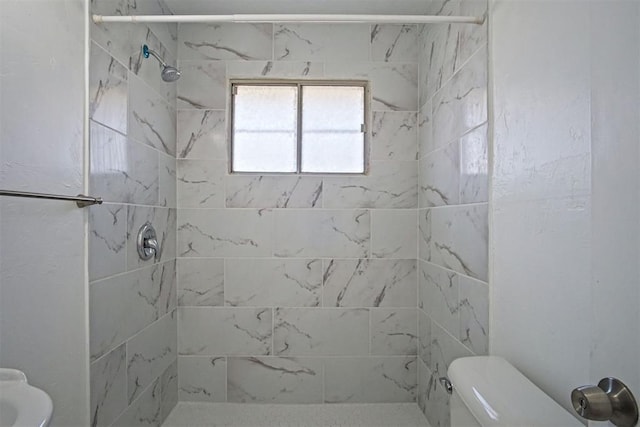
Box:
[273, 210, 369, 258]
[178, 307, 272, 356]
[179, 23, 273, 60]
[419, 262, 459, 339]
[460, 124, 488, 204]
[419, 358, 451, 427]
[89, 204, 127, 281]
[227, 357, 323, 403]
[128, 73, 177, 156]
[371, 25, 418, 63]
[458, 275, 489, 355]
[177, 159, 225, 208]
[225, 259, 322, 307]
[324, 357, 416, 403]
[177, 110, 227, 160]
[90, 260, 176, 361]
[160, 361, 178, 422]
[418, 209, 431, 262]
[225, 176, 322, 209]
[90, 121, 159, 206]
[430, 321, 473, 379]
[133, 28, 177, 106]
[273, 308, 369, 356]
[127, 310, 177, 404]
[178, 209, 273, 257]
[149, 22, 178, 59]
[419, 141, 460, 207]
[226, 61, 324, 79]
[418, 100, 433, 157]
[371, 112, 418, 161]
[89, 42, 127, 133]
[177, 258, 224, 306]
[159, 152, 176, 208]
[432, 46, 487, 146]
[178, 356, 226, 402]
[417, 357, 429, 416]
[127, 206, 177, 270]
[323, 161, 417, 209]
[323, 259, 417, 308]
[177, 61, 226, 109]
[370, 309, 417, 356]
[420, 23, 458, 103]
[325, 62, 418, 111]
[429, 204, 488, 281]
[274, 24, 370, 61]
[90, 344, 127, 427]
[112, 376, 162, 427]
[370, 210, 417, 259]
[418, 308, 431, 367]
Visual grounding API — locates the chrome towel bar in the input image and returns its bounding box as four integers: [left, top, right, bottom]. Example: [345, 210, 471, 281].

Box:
[0, 190, 103, 208]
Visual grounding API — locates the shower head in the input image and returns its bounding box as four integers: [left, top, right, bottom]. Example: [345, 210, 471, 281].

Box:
[142, 44, 181, 82]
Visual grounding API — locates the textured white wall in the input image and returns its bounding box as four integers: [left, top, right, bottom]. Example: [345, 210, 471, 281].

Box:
[490, 0, 640, 417]
[0, 0, 90, 426]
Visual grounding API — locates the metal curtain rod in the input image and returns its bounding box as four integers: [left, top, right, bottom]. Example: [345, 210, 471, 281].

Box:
[0, 190, 103, 208]
[93, 14, 485, 25]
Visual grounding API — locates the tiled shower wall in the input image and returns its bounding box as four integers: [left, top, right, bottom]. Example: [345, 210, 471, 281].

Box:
[88, 0, 178, 425]
[416, 1, 489, 426]
[175, 23, 420, 403]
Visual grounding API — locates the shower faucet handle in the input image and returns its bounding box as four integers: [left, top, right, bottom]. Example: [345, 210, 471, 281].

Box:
[571, 377, 638, 427]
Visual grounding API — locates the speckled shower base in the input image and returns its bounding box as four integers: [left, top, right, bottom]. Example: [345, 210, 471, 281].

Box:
[162, 402, 431, 427]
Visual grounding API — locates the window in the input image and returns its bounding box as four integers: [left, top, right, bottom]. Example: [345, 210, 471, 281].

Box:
[230, 80, 368, 174]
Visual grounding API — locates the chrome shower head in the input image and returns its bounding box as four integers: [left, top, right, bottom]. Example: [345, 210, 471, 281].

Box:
[142, 44, 181, 82]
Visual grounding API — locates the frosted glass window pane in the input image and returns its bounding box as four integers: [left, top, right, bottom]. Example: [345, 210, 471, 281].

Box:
[232, 85, 298, 172]
[301, 86, 365, 173]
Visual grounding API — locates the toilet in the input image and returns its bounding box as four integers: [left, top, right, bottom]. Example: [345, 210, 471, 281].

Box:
[447, 356, 583, 426]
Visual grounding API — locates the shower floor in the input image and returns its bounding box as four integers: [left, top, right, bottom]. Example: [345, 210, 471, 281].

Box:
[162, 402, 431, 427]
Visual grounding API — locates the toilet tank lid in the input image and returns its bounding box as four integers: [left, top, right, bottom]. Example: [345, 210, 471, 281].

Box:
[448, 356, 582, 427]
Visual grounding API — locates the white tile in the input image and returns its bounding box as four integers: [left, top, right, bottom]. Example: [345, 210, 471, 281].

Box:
[160, 361, 178, 421]
[225, 176, 322, 208]
[429, 322, 473, 378]
[323, 259, 417, 308]
[429, 204, 488, 281]
[179, 23, 273, 60]
[371, 24, 419, 63]
[225, 259, 322, 307]
[419, 262, 459, 339]
[459, 124, 488, 204]
[127, 206, 177, 270]
[112, 377, 162, 427]
[178, 209, 273, 257]
[418, 209, 431, 262]
[274, 24, 370, 61]
[323, 161, 418, 209]
[273, 210, 370, 258]
[419, 142, 460, 207]
[418, 308, 431, 367]
[177, 258, 225, 306]
[89, 204, 127, 281]
[177, 61, 226, 109]
[324, 357, 417, 403]
[227, 357, 323, 403]
[273, 308, 369, 356]
[127, 311, 177, 404]
[371, 112, 418, 161]
[178, 307, 272, 356]
[458, 275, 489, 355]
[227, 61, 324, 78]
[178, 356, 226, 402]
[159, 153, 177, 209]
[177, 110, 227, 160]
[371, 309, 418, 356]
[177, 159, 226, 208]
[89, 43, 127, 133]
[90, 345, 127, 427]
[371, 210, 417, 259]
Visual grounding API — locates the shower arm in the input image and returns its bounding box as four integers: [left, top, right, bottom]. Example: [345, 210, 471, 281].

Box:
[143, 45, 167, 67]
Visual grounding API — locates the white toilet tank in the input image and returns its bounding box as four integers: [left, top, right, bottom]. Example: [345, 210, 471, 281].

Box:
[447, 356, 583, 427]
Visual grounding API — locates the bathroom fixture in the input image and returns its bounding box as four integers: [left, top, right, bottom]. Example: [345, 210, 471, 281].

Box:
[94, 13, 485, 25]
[0, 189, 102, 208]
[571, 377, 638, 427]
[446, 356, 582, 426]
[137, 222, 160, 261]
[142, 45, 180, 82]
[0, 368, 53, 427]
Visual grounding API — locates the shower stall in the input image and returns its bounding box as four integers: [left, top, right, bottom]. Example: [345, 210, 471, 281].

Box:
[0, 0, 638, 426]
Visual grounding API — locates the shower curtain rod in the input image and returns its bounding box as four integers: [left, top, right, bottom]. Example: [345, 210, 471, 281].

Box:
[92, 14, 485, 25]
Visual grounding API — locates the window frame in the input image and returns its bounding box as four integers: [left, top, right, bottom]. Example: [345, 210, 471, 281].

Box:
[229, 79, 371, 175]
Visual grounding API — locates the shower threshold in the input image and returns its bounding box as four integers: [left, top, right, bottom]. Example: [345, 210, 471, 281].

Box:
[162, 402, 431, 427]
